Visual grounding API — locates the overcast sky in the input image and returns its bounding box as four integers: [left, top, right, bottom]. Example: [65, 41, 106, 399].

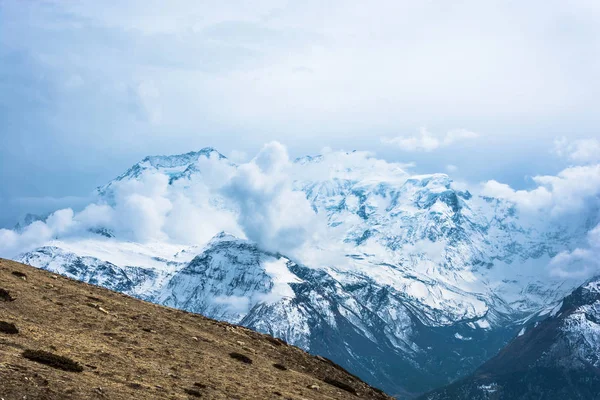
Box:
[1, 0, 599, 227]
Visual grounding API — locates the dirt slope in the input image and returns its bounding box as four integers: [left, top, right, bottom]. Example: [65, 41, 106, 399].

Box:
[0, 258, 393, 400]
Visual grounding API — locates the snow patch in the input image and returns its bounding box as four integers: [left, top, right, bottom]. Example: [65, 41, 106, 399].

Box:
[454, 333, 473, 341]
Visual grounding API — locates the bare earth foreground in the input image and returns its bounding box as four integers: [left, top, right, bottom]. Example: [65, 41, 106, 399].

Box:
[0, 258, 393, 400]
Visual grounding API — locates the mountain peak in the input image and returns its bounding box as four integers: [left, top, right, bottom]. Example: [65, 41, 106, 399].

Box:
[207, 231, 244, 245]
[140, 147, 227, 169]
[294, 154, 324, 165]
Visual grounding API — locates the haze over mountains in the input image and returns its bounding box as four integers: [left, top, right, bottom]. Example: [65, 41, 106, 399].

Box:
[2, 143, 600, 398]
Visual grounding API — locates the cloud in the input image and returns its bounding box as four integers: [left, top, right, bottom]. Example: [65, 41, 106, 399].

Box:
[0, 142, 322, 258]
[213, 295, 251, 315]
[553, 137, 600, 165]
[129, 80, 162, 124]
[481, 164, 600, 215]
[550, 223, 600, 278]
[0, 158, 242, 257]
[480, 181, 553, 213]
[446, 164, 458, 173]
[222, 142, 319, 254]
[2, 0, 600, 218]
[228, 150, 248, 163]
[290, 149, 412, 183]
[381, 128, 479, 152]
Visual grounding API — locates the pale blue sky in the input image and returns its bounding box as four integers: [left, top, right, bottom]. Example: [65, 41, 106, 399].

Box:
[1, 0, 599, 227]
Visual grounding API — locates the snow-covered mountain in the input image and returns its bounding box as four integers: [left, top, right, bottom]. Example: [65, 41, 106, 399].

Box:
[14, 147, 599, 398]
[420, 277, 600, 399]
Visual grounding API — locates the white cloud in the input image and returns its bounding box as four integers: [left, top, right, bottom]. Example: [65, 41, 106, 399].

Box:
[381, 128, 479, 152]
[75, 204, 114, 228]
[222, 142, 320, 254]
[0, 160, 241, 257]
[0, 142, 322, 258]
[4, 0, 599, 152]
[446, 164, 458, 173]
[213, 295, 251, 315]
[132, 80, 162, 124]
[480, 181, 553, 213]
[553, 137, 600, 165]
[481, 164, 600, 215]
[0, 221, 53, 257]
[228, 150, 248, 163]
[45, 209, 76, 235]
[550, 223, 600, 278]
[290, 149, 412, 183]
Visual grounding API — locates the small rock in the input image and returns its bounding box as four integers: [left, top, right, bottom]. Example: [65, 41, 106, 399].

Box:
[184, 388, 203, 397]
[11, 271, 27, 280]
[307, 384, 320, 390]
[0, 321, 19, 334]
[0, 288, 15, 302]
[273, 363, 287, 371]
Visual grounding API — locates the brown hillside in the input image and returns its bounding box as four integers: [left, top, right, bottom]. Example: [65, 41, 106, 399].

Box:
[0, 258, 393, 400]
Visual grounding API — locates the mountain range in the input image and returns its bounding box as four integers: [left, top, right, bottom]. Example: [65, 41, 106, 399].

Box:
[12, 147, 600, 398]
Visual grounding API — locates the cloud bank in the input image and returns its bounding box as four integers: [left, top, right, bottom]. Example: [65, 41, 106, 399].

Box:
[554, 137, 600, 165]
[481, 164, 600, 216]
[0, 142, 320, 259]
[480, 137, 600, 277]
[381, 128, 479, 152]
[1, 139, 599, 282]
[550, 224, 600, 278]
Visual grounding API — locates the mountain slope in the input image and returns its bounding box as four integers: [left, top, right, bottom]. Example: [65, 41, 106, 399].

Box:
[19, 233, 522, 398]
[419, 277, 600, 400]
[0, 258, 392, 400]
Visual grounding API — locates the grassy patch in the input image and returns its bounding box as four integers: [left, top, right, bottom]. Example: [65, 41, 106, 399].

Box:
[22, 349, 84, 372]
